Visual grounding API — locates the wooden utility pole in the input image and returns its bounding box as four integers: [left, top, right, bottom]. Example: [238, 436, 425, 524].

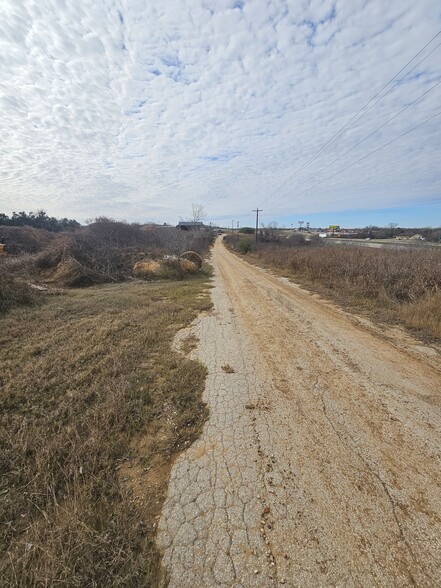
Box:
[252, 208, 263, 243]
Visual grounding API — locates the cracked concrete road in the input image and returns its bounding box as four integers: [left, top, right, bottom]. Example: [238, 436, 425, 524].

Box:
[157, 237, 441, 587]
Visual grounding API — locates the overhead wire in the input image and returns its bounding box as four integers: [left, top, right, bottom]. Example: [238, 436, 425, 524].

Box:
[270, 78, 441, 209]
[275, 109, 441, 207]
[261, 29, 441, 206]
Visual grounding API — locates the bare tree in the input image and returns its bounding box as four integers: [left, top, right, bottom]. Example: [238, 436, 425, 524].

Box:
[386, 222, 399, 238]
[191, 203, 206, 223]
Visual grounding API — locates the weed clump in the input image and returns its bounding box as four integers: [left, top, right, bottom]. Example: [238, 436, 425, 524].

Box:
[180, 251, 203, 268]
[0, 261, 39, 313]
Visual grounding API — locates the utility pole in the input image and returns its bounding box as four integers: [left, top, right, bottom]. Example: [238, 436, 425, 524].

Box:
[298, 220, 304, 231]
[252, 208, 263, 243]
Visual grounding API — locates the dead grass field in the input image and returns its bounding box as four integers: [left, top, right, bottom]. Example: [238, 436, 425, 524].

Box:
[231, 241, 441, 340]
[0, 272, 212, 586]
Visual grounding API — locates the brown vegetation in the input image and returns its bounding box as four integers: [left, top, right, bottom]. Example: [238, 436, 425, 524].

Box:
[179, 258, 199, 273]
[133, 260, 162, 279]
[0, 260, 40, 314]
[244, 243, 441, 339]
[180, 251, 203, 269]
[0, 225, 55, 255]
[1, 221, 213, 291]
[0, 276, 212, 586]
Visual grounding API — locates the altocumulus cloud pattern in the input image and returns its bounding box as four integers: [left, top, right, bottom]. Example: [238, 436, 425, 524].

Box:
[0, 0, 440, 223]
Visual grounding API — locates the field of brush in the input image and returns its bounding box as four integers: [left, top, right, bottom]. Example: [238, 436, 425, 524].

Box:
[0, 222, 213, 586]
[226, 234, 441, 340]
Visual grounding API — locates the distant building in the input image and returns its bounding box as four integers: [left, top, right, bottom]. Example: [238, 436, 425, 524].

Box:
[177, 221, 205, 231]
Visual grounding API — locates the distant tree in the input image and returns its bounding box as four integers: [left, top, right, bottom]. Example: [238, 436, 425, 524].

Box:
[0, 210, 80, 232]
[92, 216, 117, 224]
[240, 227, 255, 234]
[386, 222, 399, 238]
[191, 203, 206, 224]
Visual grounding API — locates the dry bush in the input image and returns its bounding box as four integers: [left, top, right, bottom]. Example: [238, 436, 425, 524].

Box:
[248, 243, 441, 338]
[0, 260, 39, 313]
[180, 251, 203, 269]
[0, 225, 55, 255]
[180, 259, 198, 273]
[29, 223, 213, 288]
[156, 258, 186, 280]
[133, 260, 162, 279]
[154, 228, 213, 256]
[35, 228, 142, 286]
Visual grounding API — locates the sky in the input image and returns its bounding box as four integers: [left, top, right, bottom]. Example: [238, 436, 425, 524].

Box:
[0, 0, 440, 228]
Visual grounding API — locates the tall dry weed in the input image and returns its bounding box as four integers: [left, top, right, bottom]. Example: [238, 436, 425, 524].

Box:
[249, 243, 441, 338]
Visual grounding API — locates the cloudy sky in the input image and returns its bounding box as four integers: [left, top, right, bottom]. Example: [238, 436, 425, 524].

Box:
[1, 0, 440, 227]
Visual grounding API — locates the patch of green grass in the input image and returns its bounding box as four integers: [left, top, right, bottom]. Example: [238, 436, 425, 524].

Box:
[0, 274, 212, 586]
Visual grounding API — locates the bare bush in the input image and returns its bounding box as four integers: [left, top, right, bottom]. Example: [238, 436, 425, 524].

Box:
[0, 260, 39, 313]
[247, 243, 441, 338]
[30, 222, 213, 287]
[180, 251, 203, 268]
[154, 227, 213, 256]
[0, 225, 55, 255]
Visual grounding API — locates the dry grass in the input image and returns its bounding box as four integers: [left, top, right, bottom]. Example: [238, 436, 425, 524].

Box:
[246, 244, 441, 340]
[180, 334, 200, 355]
[0, 260, 40, 314]
[179, 251, 203, 269]
[0, 272, 212, 586]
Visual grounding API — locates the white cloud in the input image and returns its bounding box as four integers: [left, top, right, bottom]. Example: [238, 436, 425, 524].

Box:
[0, 0, 439, 225]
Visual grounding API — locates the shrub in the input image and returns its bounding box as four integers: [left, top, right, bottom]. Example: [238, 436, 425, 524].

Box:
[0, 262, 38, 313]
[157, 258, 186, 280]
[180, 251, 203, 269]
[132, 260, 161, 279]
[5, 220, 214, 288]
[237, 238, 253, 254]
[0, 226, 55, 255]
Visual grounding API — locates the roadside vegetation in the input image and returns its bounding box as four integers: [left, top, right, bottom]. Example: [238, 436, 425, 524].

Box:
[1, 221, 214, 586]
[1, 218, 213, 294]
[226, 233, 441, 340]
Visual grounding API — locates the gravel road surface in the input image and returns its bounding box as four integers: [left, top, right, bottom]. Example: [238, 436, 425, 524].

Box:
[157, 237, 441, 587]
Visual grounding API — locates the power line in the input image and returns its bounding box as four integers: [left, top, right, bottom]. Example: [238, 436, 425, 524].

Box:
[262, 29, 441, 205]
[280, 109, 441, 205]
[271, 78, 441, 208]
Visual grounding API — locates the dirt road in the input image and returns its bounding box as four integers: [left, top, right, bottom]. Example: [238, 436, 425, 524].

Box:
[158, 238, 441, 587]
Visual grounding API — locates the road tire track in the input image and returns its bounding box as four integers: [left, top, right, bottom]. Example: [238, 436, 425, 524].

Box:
[157, 238, 441, 587]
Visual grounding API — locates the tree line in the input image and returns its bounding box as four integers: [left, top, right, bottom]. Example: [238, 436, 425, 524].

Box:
[0, 210, 80, 232]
